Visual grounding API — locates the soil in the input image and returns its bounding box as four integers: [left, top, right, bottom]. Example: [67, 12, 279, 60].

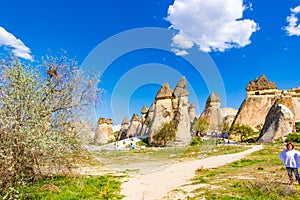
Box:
[120, 145, 263, 200]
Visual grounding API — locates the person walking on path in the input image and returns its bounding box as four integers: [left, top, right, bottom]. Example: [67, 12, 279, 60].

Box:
[279, 142, 300, 185]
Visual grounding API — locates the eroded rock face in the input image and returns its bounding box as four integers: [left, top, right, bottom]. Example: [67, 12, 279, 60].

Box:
[155, 83, 173, 101]
[200, 93, 223, 133]
[126, 114, 142, 137]
[146, 77, 193, 146]
[220, 107, 238, 127]
[188, 103, 197, 125]
[246, 75, 277, 91]
[94, 118, 114, 144]
[233, 96, 277, 131]
[233, 75, 300, 133]
[258, 99, 295, 143]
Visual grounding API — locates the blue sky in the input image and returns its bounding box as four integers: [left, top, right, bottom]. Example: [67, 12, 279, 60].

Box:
[1, 0, 300, 124]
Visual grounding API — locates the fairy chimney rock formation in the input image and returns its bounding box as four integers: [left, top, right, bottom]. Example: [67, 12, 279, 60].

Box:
[258, 98, 295, 143]
[126, 114, 142, 137]
[155, 83, 173, 101]
[120, 117, 129, 132]
[246, 75, 277, 91]
[200, 93, 222, 133]
[94, 118, 114, 144]
[232, 75, 279, 131]
[188, 103, 197, 124]
[173, 77, 189, 97]
[141, 105, 148, 115]
[146, 77, 193, 146]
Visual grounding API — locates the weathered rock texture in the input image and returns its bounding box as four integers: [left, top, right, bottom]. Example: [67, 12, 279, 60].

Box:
[200, 93, 223, 133]
[141, 77, 193, 146]
[233, 75, 300, 135]
[126, 114, 142, 137]
[220, 107, 238, 127]
[94, 118, 114, 144]
[258, 98, 295, 143]
[188, 103, 197, 125]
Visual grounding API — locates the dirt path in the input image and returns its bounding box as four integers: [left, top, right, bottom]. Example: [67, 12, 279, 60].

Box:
[121, 145, 263, 200]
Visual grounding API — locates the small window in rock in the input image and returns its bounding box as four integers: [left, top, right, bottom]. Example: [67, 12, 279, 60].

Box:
[255, 91, 259, 95]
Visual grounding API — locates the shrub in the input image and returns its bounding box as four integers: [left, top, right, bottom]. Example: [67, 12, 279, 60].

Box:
[190, 136, 203, 146]
[192, 118, 209, 136]
[285, 133, 300, 143]
[152, 121, 177, 146]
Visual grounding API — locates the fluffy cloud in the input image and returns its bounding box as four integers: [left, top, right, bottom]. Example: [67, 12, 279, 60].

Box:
[0, 26, 33, 60]
[285, 5, 300, 36]
[171, 34, 193, 55]
[166, 0, 259, 52]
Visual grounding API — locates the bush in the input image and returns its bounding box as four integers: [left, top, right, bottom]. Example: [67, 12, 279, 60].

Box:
[285, 133, 300, 143]
[230, 124, 254, 142]
[190, 136, 203, 146]
[152, 121, 177, 146]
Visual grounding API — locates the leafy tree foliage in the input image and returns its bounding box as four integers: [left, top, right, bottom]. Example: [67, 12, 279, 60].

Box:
[192, 118, 209, 136]
[230, 124, 254, 142]
[152, 121, 177, 146]
[0, 54, 99, 199]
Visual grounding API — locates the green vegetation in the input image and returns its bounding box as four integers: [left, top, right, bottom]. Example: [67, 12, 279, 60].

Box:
[285, 133, 300, 143]
[192, 118, 209, 136]
[295, 122, 300, 133]
[190, 136, 203, 146]
[173, 144, 300, 200]
[152, 121, 177, 146]
[230, 123, 255, 142]
[0, 54, 99, 199]
[17, 175, 123, 200]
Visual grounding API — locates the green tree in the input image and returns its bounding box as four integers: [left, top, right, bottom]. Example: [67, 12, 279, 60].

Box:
[192, 118, 209, 136]
[0, 54, 99, 199]
[152, 121, 177, 146]
[230, 124, 254, 142]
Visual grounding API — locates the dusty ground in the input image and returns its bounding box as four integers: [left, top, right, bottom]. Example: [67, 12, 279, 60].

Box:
[120, 145, 263, 200]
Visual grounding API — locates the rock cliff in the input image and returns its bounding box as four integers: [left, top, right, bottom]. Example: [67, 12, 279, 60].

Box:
[200, 93, 223, 133]
[258, 97, 295, 142]
[94, 118, 114, 144]
[233, 75, 300, 136]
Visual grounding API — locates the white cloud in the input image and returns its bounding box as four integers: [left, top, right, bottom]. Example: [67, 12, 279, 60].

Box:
[284, 5, 300, 36]
[172, 34, 194, 49]
[0, 26, 33, 60]
[171, 48, 189, 56]
[166, 0, 259, 52]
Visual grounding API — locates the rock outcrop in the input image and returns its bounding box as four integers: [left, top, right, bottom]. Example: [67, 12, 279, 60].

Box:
[246, 75, 277, 91]
[126, 114, 142, 137]
[94, 118, 114, 144]
[232, 75, 279, 131]
[173, 77, 191, 145]
[233, 75, 300, 135]
[200, 93, 223, 133]
[220, 107, 238, 127]
[144, 77, 193, 146]
[188, 103, 197, 125]
[258, 98, 295, 142]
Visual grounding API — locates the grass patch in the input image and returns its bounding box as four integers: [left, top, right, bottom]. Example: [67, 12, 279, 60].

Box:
[20, 175, 123, 200]
[176, 144, 300, 200]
